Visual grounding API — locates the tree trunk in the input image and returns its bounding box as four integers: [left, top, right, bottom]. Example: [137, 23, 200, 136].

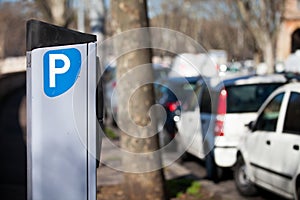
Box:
[254, 31, 275, 74]
[35, 0, 72, 27]
[48, 0, 66, 26]
[0, 31, 5, 59]
[111, 1, 167, 200]
[235, 0, 280, 74]
[262, 41, 275, 74]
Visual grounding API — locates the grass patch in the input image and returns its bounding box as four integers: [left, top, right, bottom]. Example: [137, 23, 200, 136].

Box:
[104, 127, 119, 140]
[166, 178, 194, 198]
[186, 181, 202, 198]
[167, 178, 214, 200]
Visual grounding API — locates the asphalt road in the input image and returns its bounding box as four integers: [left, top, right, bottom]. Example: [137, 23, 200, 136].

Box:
[99, 124, 288, 200]
[179, 153, 287, 200]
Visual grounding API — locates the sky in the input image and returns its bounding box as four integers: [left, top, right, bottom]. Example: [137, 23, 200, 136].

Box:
[0, 0, 20, 2]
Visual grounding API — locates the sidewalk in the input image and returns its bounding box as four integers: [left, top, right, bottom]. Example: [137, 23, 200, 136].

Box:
[96, 133, 268, 200]
[97, 137, 191, 187]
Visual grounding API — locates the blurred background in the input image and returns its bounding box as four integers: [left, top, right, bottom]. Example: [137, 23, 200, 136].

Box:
[1, 1, 300, 200]
[1, 0, 300, 74]
[0, 0, 292, 70]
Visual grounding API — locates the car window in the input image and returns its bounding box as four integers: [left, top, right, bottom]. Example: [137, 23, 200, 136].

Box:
[184, 84, 202, 111]
[180, 82, 199, 111]
[200, 86, 212, 114]
[226, 83, 282, 113]
[283, 92, 300, 135]
[158, 81, 198, 108]
[255, 93, 284, 132]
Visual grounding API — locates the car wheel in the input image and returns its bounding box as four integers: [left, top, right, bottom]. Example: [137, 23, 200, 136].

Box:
[296, 182, 300, 200]
[234, 156, 257, 196]
[205, 151, 222, 183]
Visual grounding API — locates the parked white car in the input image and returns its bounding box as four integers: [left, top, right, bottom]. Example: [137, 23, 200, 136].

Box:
[176, 73, 288, 181]
[235, 82, 300, 200]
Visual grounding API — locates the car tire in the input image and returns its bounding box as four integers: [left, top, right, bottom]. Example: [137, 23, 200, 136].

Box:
[234, 156, 257, 196]
[205, 151, 223, 183]
[296, 181, 300, 200]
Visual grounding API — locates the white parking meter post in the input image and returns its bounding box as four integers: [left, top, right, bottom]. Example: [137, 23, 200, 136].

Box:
[26, 20, 101, 200]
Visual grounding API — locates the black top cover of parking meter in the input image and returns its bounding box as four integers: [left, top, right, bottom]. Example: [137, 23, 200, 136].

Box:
[26, 19, 96, 51]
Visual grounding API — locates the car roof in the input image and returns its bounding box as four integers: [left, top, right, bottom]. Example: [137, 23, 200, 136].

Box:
[166, 76, 203, 84]
[273, 82, 300, 93]
[207, 74, 288, 89]
[256, 82, 300, 115]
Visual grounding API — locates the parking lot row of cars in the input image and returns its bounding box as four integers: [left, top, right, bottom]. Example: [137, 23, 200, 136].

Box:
[164, 73, 300, 199]
[103, 63, 300, 199]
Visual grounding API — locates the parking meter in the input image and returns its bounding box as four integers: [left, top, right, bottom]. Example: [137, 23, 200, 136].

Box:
[26, 20, 102, 200]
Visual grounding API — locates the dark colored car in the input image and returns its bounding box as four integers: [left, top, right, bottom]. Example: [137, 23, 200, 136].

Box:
[156, 76, 203, 146]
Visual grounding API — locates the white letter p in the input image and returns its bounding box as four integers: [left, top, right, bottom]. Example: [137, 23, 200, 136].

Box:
[49, 54, 71, 88]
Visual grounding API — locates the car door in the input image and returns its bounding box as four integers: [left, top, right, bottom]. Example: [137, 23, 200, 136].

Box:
[178, 84, 204, 158]
[266, 91, 300, 194]
[246, 92, 285, 184]
[199, 85, 215, 154]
